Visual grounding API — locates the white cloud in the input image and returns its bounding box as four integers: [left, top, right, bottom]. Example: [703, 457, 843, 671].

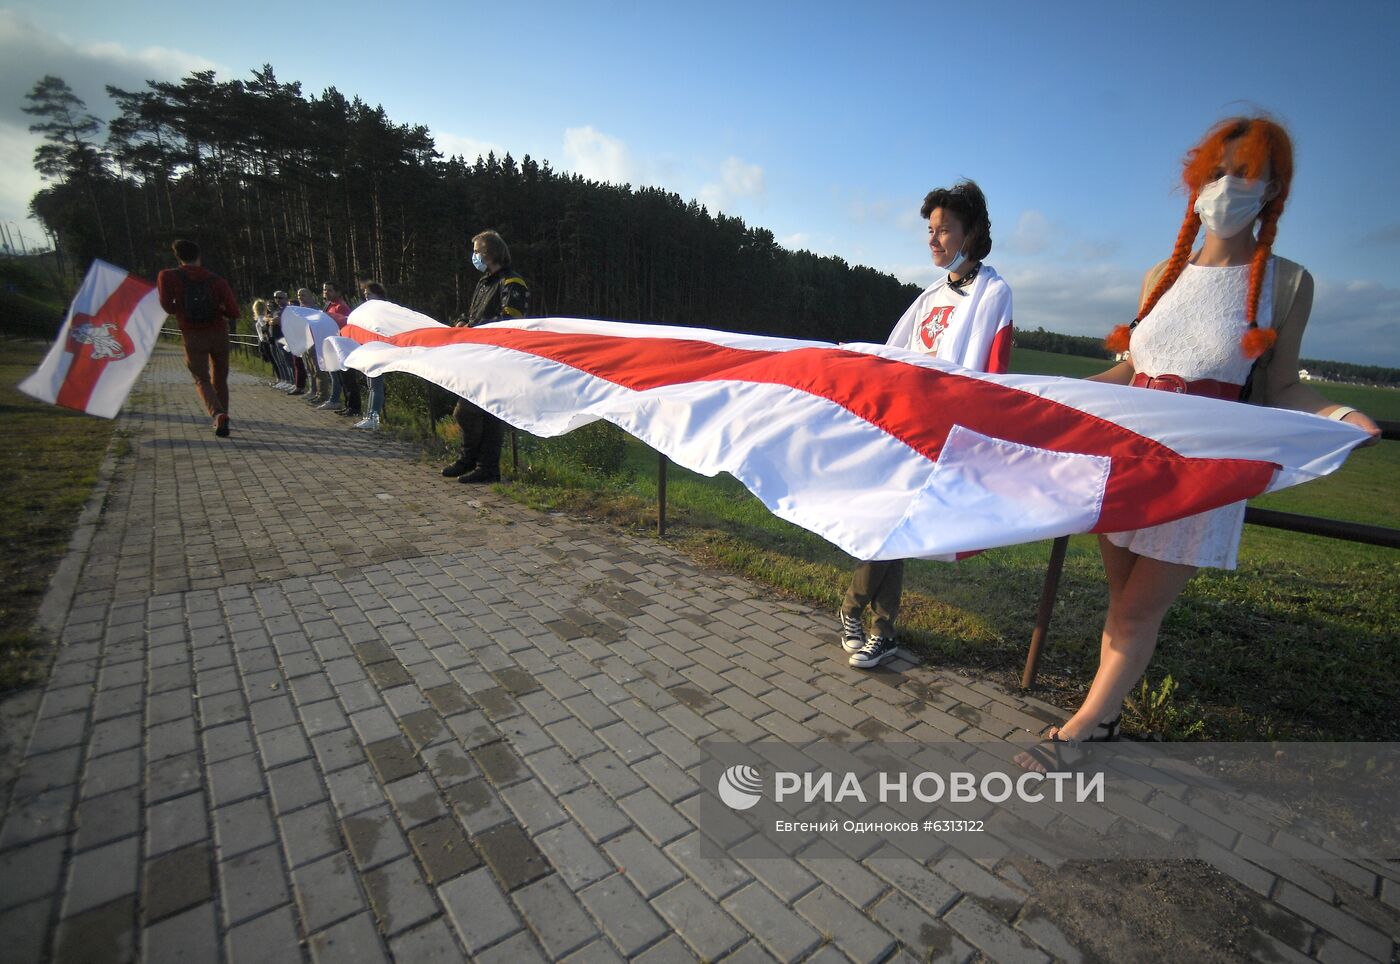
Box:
[433, 131, 508, 163]
[780, 232, 810, 249]
[562, 125, 638, 185]
[0, 11, 222, 228]
[0, 11, 223, 126]
[0, 121, 45, 229]
[1006, 209, 1053, 256]
[1308, 277, 1400, 367]
[698, 156, 765, 215]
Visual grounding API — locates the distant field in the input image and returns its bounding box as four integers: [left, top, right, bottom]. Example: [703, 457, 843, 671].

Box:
[1011, 346, 1400, 420]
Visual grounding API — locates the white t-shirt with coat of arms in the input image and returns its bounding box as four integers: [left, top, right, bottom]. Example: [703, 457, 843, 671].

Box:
[883, 263, 1014, 374]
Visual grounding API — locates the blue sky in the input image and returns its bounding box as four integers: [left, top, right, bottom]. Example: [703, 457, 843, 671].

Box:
[2, 0, 1397, 364]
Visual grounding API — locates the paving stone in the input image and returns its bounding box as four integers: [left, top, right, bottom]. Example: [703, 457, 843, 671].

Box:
[365, 736, 420, 785]
[308, 911, 390, 963]
[341, 805, 413, 871]
[476, 821, 551, 891]
[794, 885, 898, 962]
[212, 795, 276, 859]
[439, 867, 523, 953]
[208, 752, 266, 809]
[618, 788, 693, 847]
[0, 898, 51, 964]
[53, 894, 137, 964]
[722, 882, 822, 961]
[326, 763, 389, 818]
[663, 832, 755, 901]
[652, 879, 747, 960]
[143, 842, 213, 924]
[293, 851, 368, 933]
[602, 831, 683, 899]
[577, 748, 646, 798]
[408, 816, 481, 884]
[142, 900, 219, 964]
[444, 778, 513, 835]
[870, 890, 976, 963]
[279, 800, 343, 869]
[80, 746, 140, 798]
[256, 724, 313, 769]
[219, 843, 290, 927]
[74, 786, 141, 852]
[472, 741, 529, 787]
[513, 874, 599, 958]
[480, 929, 551, 963]
[388, 916, 468, 963]
[578, 875, 670, 957]
[561, 784, 633, 844]
[944, 896, 1053, 962]
[0, 835, 66, 912]
[63, 834, 140, 918]
[534, 820, 615, 891]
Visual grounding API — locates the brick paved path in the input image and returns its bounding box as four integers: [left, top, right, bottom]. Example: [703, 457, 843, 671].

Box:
[2, 345, 1397, 962]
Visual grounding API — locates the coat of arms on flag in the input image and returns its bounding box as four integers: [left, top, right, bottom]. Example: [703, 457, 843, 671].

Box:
[19, 260, 167, 419]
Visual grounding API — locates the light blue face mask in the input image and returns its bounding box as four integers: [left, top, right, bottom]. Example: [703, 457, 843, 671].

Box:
[472, 252, 487, 272]
[943, 246, 967, 276]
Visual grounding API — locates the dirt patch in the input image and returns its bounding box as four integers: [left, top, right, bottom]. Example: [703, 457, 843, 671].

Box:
[1011, 858, 1310, 962]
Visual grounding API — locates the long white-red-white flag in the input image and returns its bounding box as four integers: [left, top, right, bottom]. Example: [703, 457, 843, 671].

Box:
[340, 305, 1368, 560]
[19, 259, 166, 419]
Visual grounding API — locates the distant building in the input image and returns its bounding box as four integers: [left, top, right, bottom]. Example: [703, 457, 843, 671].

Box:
[1299, 368, 1312, 380]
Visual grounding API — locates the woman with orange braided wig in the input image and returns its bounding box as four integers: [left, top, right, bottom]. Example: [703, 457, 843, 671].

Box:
[1019, 116, 1379, 772]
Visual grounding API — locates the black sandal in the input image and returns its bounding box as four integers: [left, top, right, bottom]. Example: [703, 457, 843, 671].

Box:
[1086, 715, 1121, 743]
[1017, 729, 1087, 773]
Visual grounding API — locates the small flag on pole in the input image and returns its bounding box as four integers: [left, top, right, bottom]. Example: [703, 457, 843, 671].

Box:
[19, 259, 166, 419]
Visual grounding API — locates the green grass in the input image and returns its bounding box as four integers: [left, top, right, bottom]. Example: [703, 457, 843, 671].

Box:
[0, 338, 118, 691]
[495, 350, 1400, 742]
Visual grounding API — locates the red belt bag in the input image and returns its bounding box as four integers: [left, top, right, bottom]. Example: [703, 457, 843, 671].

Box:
[1130, 372, 1243, 401]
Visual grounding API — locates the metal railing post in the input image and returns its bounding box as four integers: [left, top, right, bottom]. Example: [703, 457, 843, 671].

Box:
[1022, 535, 1069, 690]
[657, 452, 668, 537]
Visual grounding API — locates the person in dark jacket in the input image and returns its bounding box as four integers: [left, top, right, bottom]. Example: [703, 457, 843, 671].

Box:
[156, 239, 240, 437]
[441, 230, 530, 483]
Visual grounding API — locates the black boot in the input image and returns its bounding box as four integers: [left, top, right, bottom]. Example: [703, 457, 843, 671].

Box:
[441, 458, 473, 478]
[458, 465, 500, 484]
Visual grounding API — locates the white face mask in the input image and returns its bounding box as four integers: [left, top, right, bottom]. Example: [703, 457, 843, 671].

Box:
[1194, 175, 1269, 239]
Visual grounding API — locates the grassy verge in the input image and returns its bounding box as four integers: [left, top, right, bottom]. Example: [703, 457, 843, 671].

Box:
[496, 349, 1400, 742]
[0, 339, 119, 691]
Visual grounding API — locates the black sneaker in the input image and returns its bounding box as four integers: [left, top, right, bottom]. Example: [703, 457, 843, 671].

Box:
[838, 610, 866, 654]
[441, 459, 473, 478]
[849, 635, 897, 669]
[458, 466, 500, 484]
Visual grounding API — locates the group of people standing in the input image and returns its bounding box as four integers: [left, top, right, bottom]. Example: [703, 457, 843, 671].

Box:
[159, 114, 1380, 769]
[824, 115, 1378, 770]
[251, 281, 388, 431]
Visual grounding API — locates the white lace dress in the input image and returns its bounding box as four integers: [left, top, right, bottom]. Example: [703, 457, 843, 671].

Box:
[1104, 260, 1274, 569]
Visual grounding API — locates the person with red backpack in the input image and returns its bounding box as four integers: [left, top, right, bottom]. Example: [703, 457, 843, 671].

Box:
[157, 239, 240, 437]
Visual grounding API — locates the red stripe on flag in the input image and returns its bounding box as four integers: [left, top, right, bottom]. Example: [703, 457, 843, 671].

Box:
[357, 325, 1277, 530]
[55, 275, 154, 413]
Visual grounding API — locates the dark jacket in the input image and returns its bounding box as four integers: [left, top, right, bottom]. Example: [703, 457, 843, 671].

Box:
[460, 266, 529, 327]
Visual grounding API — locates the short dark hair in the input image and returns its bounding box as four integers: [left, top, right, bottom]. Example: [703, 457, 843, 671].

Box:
[322, 281, 340, 295]
[361, 280, 387, 299]
[920, 180, 992, 261]
[172, 239, 201, 263]
[472, 230, 510, 267]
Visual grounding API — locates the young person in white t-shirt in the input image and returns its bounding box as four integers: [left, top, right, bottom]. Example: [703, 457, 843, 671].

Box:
[840, 180, 1014, 669]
